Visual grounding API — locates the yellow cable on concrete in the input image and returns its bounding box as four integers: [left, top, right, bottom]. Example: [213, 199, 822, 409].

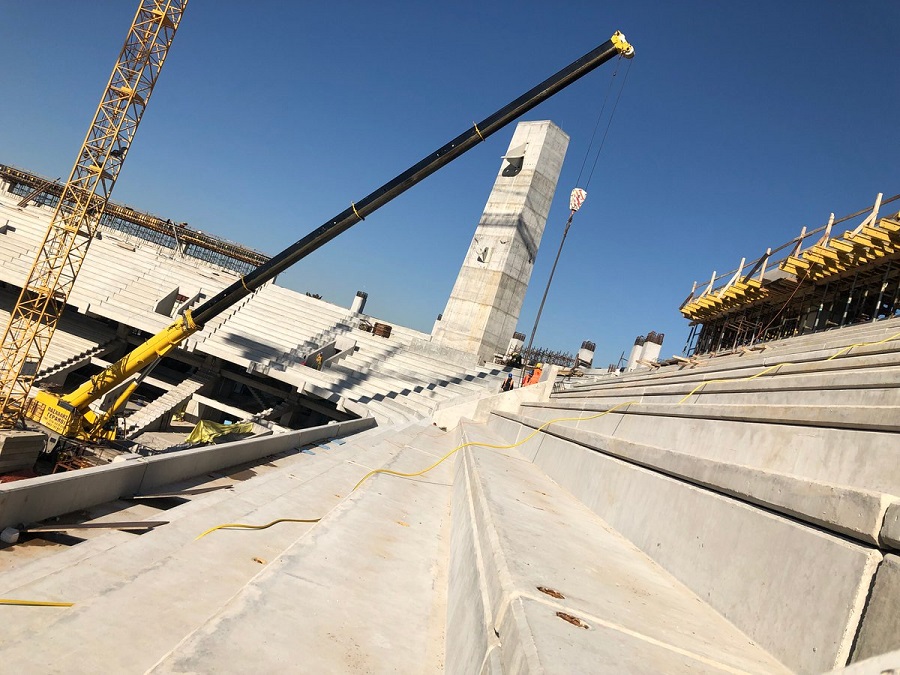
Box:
[825, 330, 900, 361]
[195, 518, 320, 541]
[352, 400, 639, 491]
[196, 326, 900, 538]
[676, 363, 789, 405]
[677, 328, 900, 404]
[0, 598, 74, 607]
[195, 402, 640, 538]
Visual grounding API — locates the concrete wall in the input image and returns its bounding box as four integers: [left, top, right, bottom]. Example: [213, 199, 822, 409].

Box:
[0, 417, 375, 530]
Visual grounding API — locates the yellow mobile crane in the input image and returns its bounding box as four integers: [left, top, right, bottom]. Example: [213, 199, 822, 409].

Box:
[23, 31, 634, 448]
[0, 1, 188, 430]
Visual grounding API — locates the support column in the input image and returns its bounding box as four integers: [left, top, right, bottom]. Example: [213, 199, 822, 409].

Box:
[432, 121, 569, 363]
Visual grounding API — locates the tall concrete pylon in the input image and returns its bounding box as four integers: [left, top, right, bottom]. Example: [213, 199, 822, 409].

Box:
[432, 120, 569, 363]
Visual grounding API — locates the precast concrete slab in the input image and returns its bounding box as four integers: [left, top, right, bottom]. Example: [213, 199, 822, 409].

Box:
[149, 423, 457, 673]
[487, 414, 881, 673]
[515, 402, 900, 497]
[449, 421, 791, 674]
[0, 422, 444, 672]
[850, 554, 900, 663]
[493, 411, 900, 545]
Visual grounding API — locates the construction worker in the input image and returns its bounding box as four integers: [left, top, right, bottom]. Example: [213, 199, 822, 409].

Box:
[527, 363, 543, 386]
[315, 353, 323, 370]
[501, 373, 514, 392]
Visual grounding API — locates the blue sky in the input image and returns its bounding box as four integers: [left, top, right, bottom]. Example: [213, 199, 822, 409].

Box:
[2, 2, 899, 367]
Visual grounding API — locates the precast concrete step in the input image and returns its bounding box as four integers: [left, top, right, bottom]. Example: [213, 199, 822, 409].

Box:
[482, 412, 882, 673]
[492, 409, 900, 546]
[555, 362, 900, 408]
[449, 419, 792, 675]
[515, 399, 900, 497]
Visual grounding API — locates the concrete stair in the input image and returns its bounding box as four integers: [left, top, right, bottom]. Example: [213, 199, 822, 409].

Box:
[123, 371, 213, 438]
[450, 420, 791, 674]
[480, 318, 900, 672]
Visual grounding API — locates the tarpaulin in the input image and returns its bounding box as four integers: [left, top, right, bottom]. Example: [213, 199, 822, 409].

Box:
[185, 420, 255, 445]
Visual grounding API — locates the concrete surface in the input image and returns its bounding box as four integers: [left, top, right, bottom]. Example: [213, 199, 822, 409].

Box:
[487, 414, 882, 673]
[449, 420, 791, 674]
[850, 554, 900, 663]
[495, 411, 899, 545]
[149, 423, 455, 673]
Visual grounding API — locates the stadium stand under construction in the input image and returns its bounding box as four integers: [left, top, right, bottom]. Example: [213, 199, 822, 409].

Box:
[3, 7, 900, 671]
[681, 192, 900, 355]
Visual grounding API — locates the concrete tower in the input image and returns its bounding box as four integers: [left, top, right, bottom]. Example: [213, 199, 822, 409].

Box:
[432, 121, 569, 363]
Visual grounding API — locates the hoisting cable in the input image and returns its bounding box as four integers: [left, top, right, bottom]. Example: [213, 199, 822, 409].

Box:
[574, 56, 623, 188]
[584, 56, 632, 189]
[519, 55, 632, 383]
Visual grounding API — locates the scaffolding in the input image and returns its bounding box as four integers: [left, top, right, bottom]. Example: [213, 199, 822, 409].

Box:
[681, 193, 900, 355]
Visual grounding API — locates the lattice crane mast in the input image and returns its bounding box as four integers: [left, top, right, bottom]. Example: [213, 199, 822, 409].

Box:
[0, 1, 188, 429]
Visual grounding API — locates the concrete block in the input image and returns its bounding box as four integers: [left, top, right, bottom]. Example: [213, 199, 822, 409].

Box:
[518, 402, 900, 497]
[447, 447, 498, 675]
[0, 430, 45, 474]
[513, 425, 881, 673]
[880, 502, 900, 550]
[851, 554, 900, 662]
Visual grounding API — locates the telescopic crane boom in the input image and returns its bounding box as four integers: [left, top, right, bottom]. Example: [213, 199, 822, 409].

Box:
[0, 1, 188, 431]
[26, 31, 635, 442]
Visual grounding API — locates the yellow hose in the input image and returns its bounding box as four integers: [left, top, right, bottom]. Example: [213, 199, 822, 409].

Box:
[195, 518, 320, 541]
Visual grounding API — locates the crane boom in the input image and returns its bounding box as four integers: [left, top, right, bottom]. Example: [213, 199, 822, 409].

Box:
[27, 31, 635, 442]
[0, 1, 188, 430]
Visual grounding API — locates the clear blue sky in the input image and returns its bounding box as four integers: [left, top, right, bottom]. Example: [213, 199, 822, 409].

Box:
[2, 2, 899, 367]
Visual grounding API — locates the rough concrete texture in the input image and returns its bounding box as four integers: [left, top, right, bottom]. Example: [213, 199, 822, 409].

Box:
[449, 421, 791, 674]
[0, 422, 453, 672]
[851, 554, 900, 663]
[495, 411, 897, 545]
[489, 417, 882, 673]
[433, 121, 569, 362]
[518, 401, 900, 497]
[880, 502, 900, 550]
[0, 430, 45, 473]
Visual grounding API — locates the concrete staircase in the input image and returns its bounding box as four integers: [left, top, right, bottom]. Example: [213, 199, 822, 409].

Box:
[123, 371, 213, 438]
[4, 314, 900, 672]
[481, 317, 900, 672]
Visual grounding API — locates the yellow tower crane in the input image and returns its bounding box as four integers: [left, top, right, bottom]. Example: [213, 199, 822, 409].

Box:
[0, 1, 188, 429]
